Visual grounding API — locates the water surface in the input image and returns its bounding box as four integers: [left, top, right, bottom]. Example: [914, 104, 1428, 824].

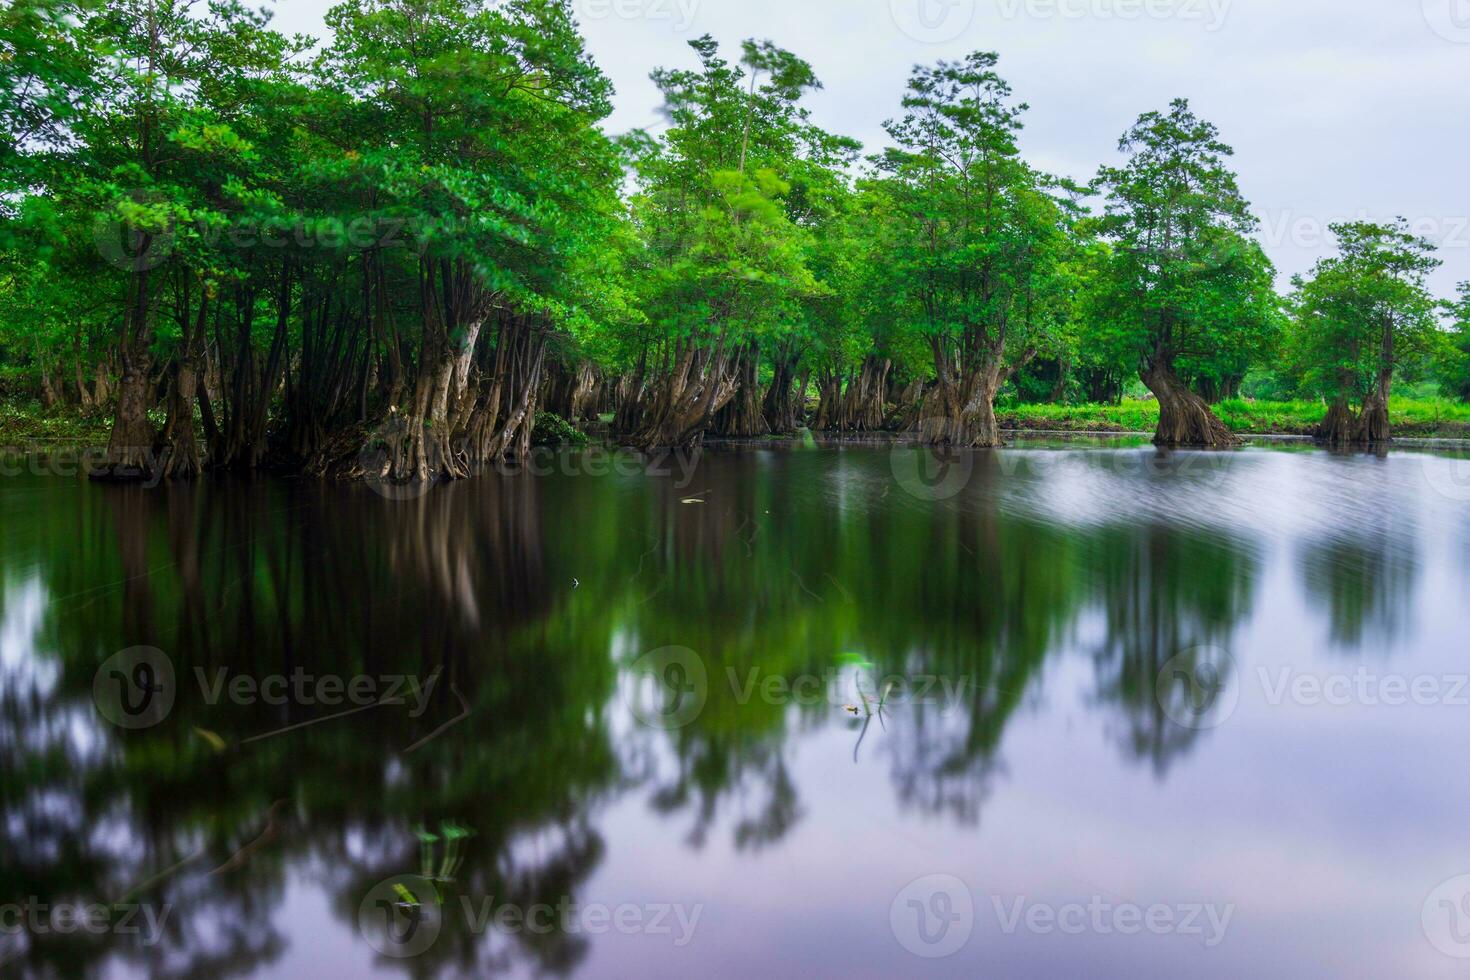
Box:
[2, 441, 1469, 978]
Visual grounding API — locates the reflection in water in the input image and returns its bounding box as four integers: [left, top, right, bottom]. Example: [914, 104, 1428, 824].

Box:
[1299, 531, 1418, 651]
[0, 444, 1462, 978]
[1086, 525, 1260, 776]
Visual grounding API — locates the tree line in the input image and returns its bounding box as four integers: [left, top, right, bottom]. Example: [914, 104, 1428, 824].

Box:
[2, 0, 1467, 484]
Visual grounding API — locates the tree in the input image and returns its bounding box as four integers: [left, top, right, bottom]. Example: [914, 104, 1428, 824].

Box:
[759, 111, 862, 435]
[35, 0, 629, 484]
[1092, 99, 1282, 447]
[875, 52, 1071, 448]
[317, 0, 624, 482]
[0, 0, 100, 210]
[1435, 282, 1470, 401]
[1065, 239, 1134, 404]
[1288, 220, 1442, 443]
[615, 36, 829, 449]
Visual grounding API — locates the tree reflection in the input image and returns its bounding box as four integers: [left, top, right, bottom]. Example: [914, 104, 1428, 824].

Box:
[1085, 524, 1260, 776]
[0, 474, 619, 978]
[0, 446, 1282, 976]
[1299, 530, 1418, 650]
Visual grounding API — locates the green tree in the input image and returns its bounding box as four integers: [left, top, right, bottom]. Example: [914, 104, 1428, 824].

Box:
[616, 36, 827, 449]
[1288, 220, 1441, 443]
[0, 0, 101, 210]
[318, 0, 624, 480]
[1435, 282, 1470, 401]
[56, 0, 302, 478]
[876, 52, 1071, 447]
[1092, 98, 1282, 446]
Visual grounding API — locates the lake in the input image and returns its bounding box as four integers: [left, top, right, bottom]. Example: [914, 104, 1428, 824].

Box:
[2, 439, 1469, 978]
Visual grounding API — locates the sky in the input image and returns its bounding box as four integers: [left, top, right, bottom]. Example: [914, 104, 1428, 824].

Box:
[267, 0, 1470, 297]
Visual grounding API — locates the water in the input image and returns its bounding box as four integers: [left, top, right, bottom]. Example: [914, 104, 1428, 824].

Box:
[2, 440, 1469, 978]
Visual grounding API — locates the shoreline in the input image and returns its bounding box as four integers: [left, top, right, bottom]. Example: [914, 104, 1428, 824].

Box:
[5, 409, 1470, 463]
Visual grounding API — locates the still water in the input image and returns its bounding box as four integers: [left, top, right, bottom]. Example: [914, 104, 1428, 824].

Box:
[2, 439, 1469, 978]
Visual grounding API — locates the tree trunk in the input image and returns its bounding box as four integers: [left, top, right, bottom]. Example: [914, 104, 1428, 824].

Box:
[712, 342, 767, 437]
[542, 359, 598, 423]
[94, 268, 158, 481]
[1316, 397, 1358, 446]
[460, 313, 547, 466]
[919, 365, 1002, 448]
[392, 350, 465, 486]
[613, 365, 645, 437]
[569, 362, 599, 423]
[154, 357, 202, 479]
[887, 380, 927, 432]
[1354, 388, 1391, 444]
[74, 360, 94, 409]
[39, 362, 57, 409]
[92, 360, 155, 481]
[449, 319, 483, 417]
[1320, 328, 1394, 446]
[833, 356, 890, 432]
[93, 360, 113, 408]
[813, 371, 842, 431]
[1141, 358, 1240, 448]
[918, 331, 1013, 449]
[761, 346, 802, 435]
[1080, 366, 1122, 405]
[624, 336, 738, 451]
[1048, 358, 1069, 404]
[154, 289, 211, 480]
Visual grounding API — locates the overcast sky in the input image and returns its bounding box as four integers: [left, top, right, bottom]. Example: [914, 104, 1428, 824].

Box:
[268, 0, 1470, 297]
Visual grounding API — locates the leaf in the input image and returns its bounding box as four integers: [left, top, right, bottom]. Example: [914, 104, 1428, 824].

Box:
[192, 727, 227, 753]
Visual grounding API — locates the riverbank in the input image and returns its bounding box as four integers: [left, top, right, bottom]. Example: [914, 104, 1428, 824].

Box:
[997, 397, 1470, 440]
[0, 403, 113, 446]
[7, 397, 1470, 454]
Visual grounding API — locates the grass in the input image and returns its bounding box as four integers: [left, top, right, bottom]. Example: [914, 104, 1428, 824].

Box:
[998, 397, 1470, 439]
[0, 402, 113, 446]
[6, 396, 1470, 450]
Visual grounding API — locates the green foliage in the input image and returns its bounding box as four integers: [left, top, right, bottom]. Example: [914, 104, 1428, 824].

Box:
[0, 400, 112, 442]
[1287, 220, 1442, 409]
[626, 34, 831, 368]
[872, 52, 1075, 388]
[1436, 282, 1470, 400]
[530, 411, 588, 447]
[1090, 99, 1284, 391]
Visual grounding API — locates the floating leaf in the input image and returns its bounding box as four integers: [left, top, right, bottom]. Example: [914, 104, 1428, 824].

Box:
[192, 727, 227, 753]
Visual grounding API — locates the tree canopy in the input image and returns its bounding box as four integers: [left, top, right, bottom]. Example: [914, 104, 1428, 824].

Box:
[0, 1, 1463, 478]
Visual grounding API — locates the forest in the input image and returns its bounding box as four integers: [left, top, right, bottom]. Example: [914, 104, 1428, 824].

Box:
[3, 0, 1469, 485]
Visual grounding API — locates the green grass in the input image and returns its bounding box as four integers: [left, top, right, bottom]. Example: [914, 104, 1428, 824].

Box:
[998, 397, 1470, 438]
[0, 402, 112, 445]
[6, 397, 1470, 450]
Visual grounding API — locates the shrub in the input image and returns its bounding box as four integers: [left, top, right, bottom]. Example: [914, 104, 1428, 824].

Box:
[531, 412, 589, 448]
